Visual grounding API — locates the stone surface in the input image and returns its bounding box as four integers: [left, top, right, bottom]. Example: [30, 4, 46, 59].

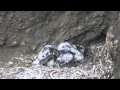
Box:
[0, 11, 107, 48]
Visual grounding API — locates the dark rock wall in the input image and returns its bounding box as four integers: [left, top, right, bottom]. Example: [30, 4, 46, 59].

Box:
[0, 11, 107, 49]
[105, 11, 120, 78]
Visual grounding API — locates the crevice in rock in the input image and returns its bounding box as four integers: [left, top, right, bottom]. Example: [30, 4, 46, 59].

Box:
[65, 26, 108, 48]
[87, 29, 108, 47]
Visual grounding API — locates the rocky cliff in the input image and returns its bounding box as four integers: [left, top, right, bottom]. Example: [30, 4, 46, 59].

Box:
[0, 11, 119, 79]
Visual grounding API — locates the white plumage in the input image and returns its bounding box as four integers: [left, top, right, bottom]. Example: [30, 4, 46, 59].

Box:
[71, 47, 84, 61]
[57, 42, 72, 51]
[57, 53, 73, 64]
[38, 45, 53, 60]
[32, 45, 54, 65]
[32, 42, 85, 67]
[47, 59, 55, 67]
[57, 42, 84, 62]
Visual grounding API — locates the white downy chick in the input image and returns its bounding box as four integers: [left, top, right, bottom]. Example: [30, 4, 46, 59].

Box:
[57, 42, 72, 51]
[71, 48, 84, 62]
[57, 53, 73, 65]
[47, 59, 55, 67]
[38, 45, 53, 60]
[32, 45, 54, 65]
[58, 42, 84, 62]
[57, 42, 84, 63]
[32, 42, 85, 67]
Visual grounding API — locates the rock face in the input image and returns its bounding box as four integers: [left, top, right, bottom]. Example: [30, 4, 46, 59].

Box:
[105, 12, 120, 79]
[0, 11, 120, 78]
[0, 11, 106, 49]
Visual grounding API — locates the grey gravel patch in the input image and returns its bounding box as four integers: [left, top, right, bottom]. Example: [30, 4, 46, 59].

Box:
[0, 59, 113, 79]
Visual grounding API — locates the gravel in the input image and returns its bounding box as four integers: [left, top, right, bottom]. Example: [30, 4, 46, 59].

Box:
[0, 43, 114, 79]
